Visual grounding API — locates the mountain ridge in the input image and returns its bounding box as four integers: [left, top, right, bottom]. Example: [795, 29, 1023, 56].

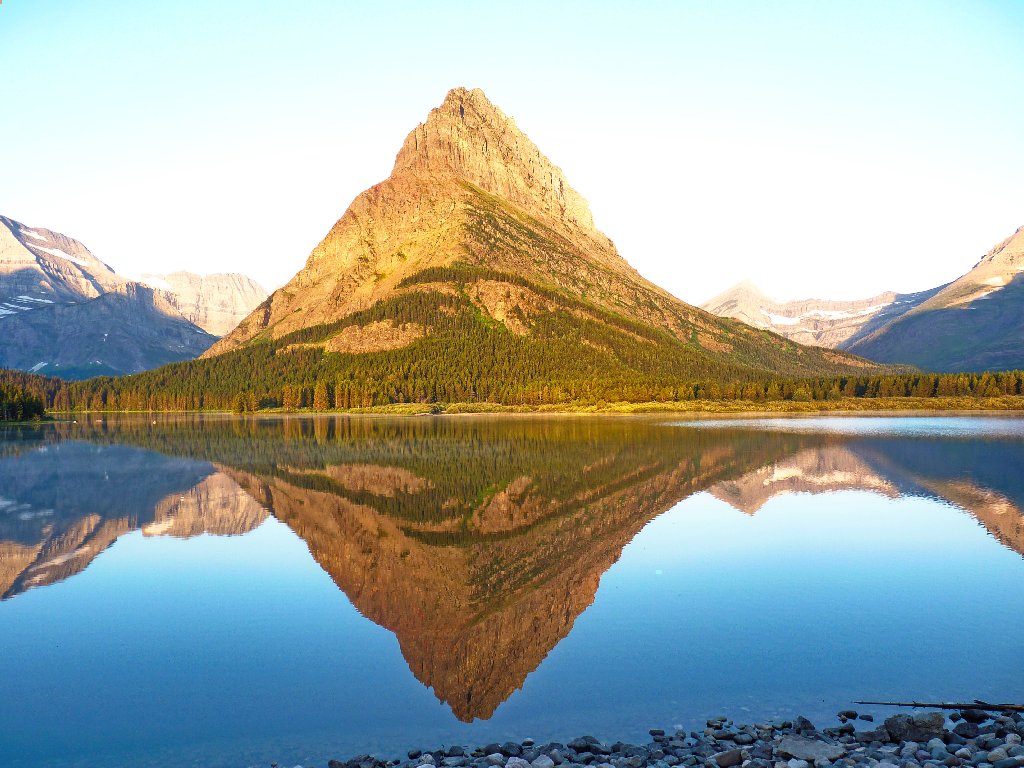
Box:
[0, 214, 267, 377]
[703, 222, 1024, 372]
[845, 223, 1024, 371]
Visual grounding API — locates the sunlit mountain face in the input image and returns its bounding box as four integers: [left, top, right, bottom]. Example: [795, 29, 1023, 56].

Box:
[2, 415, 1022, 728]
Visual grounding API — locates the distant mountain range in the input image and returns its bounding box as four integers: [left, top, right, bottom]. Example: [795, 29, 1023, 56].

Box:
[703, 224, 1024, 372]
[0, 215, 267, 378]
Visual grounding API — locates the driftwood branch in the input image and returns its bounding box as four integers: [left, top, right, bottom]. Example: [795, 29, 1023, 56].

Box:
[854, 700, 1024, 714]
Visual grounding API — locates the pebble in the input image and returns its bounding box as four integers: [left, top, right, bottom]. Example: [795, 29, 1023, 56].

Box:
[318, 709, 1024, 768]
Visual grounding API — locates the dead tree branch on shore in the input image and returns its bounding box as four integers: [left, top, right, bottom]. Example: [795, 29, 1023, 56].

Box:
[854, 700, 1024, 714]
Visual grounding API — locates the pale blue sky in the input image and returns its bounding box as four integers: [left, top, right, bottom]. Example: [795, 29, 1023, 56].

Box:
[2, 0, 1023, 301]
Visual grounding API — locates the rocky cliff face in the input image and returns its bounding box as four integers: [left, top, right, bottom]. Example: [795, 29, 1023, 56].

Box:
[0, 214, 121, 306]
[204, 87, 874, 380]
[392, 88, 603, 246]
[136, 271, 267, 336]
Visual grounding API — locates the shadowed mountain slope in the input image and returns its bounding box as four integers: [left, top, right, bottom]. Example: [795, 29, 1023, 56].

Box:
[0, 215, 266, 378]
[846, 225, 1024, 371]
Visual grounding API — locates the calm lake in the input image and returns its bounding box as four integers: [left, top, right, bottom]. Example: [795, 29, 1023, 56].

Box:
[1, 414, 1023, 768]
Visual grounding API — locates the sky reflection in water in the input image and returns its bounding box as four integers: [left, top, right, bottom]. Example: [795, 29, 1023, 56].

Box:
[0, 415, 1021, 768]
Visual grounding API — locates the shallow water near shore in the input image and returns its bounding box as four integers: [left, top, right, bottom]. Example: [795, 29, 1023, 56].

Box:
[1, 414, 1022, 768]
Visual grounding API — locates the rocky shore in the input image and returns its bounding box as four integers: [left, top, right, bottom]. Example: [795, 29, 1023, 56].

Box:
[310, 709, 1024, 768]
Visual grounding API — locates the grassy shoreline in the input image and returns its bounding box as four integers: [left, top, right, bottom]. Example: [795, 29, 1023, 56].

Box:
[41, 395, 1024, 418]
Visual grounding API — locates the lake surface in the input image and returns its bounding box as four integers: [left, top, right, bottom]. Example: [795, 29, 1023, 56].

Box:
[1, 414, 1023, 768]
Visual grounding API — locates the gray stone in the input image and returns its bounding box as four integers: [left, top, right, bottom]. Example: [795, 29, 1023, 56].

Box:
[955, 724, 981, 739]
[961, 710, 990, 725]
[713, 749, 745, 768]
[533, 758, 556, 768]
[735, 735, 756, 746]
[486, 756, 504, 766]
[795, 719, 818, 734]
[787, 761, 809, 768]
[857, 728, 891, 744]
[507, 759, 531, 768]
[885, 714, 946, 743]
[901, 744, 921, 758]
[420, 757, 437, 766]
[987, 751, 1008, 763]
[777, 736, 848, 763]
[992, 761, 1021, 768]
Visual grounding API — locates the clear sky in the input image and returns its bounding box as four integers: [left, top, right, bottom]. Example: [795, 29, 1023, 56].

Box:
[2, 0, 1023, 303]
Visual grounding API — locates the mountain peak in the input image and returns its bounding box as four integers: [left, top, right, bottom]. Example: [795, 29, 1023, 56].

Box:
[978, 223, 1024, 269]
[392, 87, 599, 237]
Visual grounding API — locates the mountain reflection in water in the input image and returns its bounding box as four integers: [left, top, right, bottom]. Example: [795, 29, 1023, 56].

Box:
[0, 415, 1021, 724]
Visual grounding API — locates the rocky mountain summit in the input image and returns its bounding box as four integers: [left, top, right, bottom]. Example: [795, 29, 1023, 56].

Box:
[0, 215, 265, 377]
[204, 87, 874, 385]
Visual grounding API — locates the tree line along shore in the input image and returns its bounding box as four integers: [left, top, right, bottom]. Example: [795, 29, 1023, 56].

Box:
[3, 367, 1024, 419]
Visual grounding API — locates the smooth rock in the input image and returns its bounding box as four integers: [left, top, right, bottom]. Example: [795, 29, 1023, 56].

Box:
[955, 724, 981, 739]
[885, 714, 946, 743]
[992, 761, 1021, 768]
[486, 755, 504, 766]
[794, 719, 817, 735]
[777, 736, 847, 762]
[507, 759, 531, 768]
[713, 749, 745, 768]
[533, 757, 556, 768]
[961, 710, 991, 725]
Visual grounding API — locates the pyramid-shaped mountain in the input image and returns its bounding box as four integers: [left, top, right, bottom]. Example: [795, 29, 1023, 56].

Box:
[192, 88, 876, 404]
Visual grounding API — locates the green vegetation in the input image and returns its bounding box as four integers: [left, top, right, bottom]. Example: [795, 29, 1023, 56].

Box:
[3, 260, 1024, 416]
[0, 370, 47, 421]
